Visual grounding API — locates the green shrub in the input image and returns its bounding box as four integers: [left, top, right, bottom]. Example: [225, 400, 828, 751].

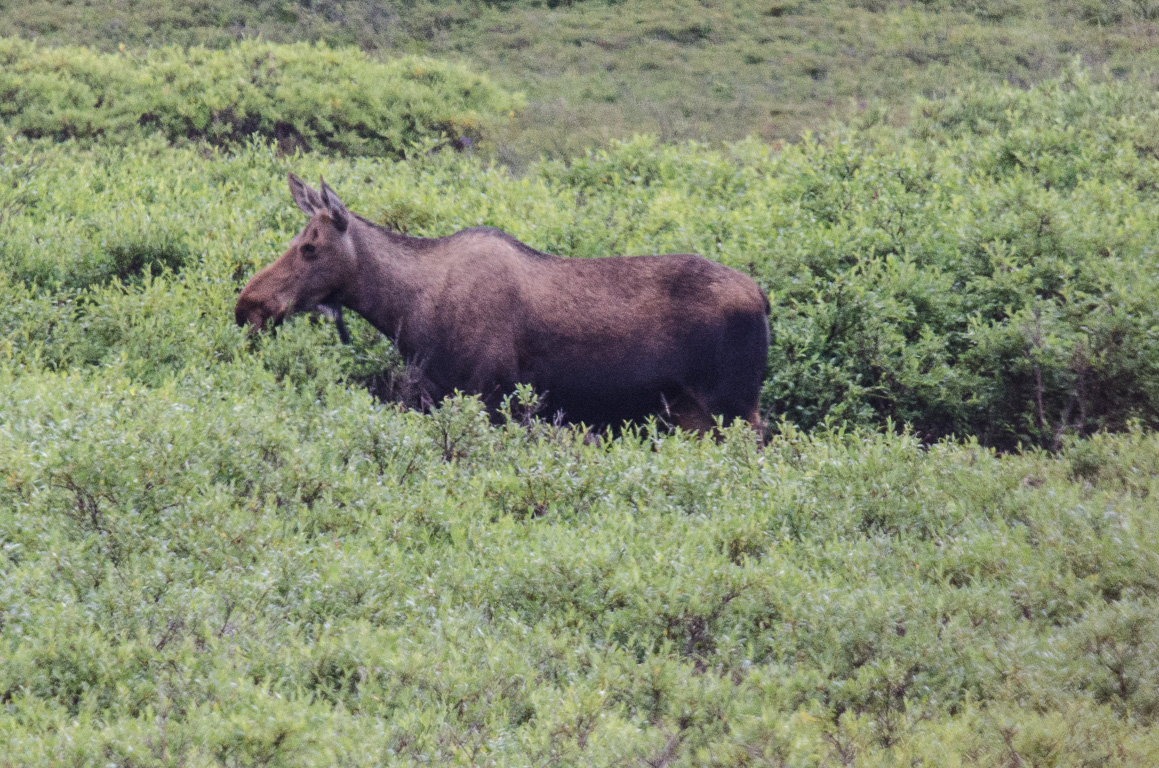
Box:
[2, 368, 1158, 765]
[4, 72, 1159, 763]
[0, 37, 522, 157]
[4, 68, 1159, 447]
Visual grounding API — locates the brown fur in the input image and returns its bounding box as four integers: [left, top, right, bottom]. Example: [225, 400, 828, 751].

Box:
[236, 174, 770, 432]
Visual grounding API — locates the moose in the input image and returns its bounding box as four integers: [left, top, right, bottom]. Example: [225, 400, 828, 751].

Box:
[235, 174, 770, 432]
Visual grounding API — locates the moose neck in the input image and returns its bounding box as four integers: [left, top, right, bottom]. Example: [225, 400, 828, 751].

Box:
[342, 216, 440, 345]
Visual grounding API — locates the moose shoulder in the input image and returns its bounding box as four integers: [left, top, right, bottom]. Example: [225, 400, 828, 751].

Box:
[236, 174, 770, 432]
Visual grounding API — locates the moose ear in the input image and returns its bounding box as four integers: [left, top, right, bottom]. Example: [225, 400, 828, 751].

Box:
[288, 172, 322, 217]
[319, 177, 349, 233]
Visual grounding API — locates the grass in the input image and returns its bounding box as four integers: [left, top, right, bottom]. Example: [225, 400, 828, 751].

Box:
[5, 0, 1159, 162]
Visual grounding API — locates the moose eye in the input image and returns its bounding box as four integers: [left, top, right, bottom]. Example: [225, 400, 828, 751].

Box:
[301, 243, 317, 259]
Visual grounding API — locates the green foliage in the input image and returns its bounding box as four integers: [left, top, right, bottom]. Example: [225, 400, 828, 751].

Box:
[6, 0, 1159, 163]
[4, 69, 1159, 447]
[2, 369, 1158, 765]
[3, 67, 1159, 764]
[0, 37, 521, 156]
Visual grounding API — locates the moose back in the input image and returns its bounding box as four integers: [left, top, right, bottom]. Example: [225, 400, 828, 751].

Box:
[236, 174, 770, 431]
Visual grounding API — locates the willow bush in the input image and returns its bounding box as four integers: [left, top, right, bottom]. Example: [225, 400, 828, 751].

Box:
[3, 67, 1157, 447]
[2, 66, 1159, 765]
[1, 367, 1158, 766]
[0, 37, 521, 156]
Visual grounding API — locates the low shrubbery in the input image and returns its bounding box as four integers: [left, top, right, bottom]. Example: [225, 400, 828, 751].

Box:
[1, 369, 1157, 765]
[7, 0, 1159, 164]
[0, 37, 521, 156]
[3, 68, 1157, 448]
[2, 66, 1159, 765]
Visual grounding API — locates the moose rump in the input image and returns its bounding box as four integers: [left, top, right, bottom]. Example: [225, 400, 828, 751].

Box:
[492, 253, 771, 429]
[235, 174, 771, 432]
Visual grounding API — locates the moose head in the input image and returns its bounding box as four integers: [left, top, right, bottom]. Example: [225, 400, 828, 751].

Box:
[235, 174, 357, 339]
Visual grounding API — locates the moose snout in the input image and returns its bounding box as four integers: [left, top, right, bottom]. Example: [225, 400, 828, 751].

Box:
[234, 291, 259, 329]
[235, 290, 284, 332]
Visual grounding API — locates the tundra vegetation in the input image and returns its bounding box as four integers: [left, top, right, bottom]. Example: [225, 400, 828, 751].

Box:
[0, 38, 520, 157]
[6, 0, 1159, 163]
[2, 28, 1159, 768]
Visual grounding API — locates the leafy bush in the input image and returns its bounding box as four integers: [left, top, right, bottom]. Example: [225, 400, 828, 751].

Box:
[4, 68, 1159, 447]
[9, 0, 1159, 165]
[3, 62, 1159, 766]
[1, 369, 1158, 765]
[0, 37, 522, 156]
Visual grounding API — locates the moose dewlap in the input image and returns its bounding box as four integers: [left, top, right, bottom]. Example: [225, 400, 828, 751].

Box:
[236, 173, 770, 431]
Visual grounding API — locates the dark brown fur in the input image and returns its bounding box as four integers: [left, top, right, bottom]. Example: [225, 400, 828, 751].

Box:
[236, 174, 770, 431]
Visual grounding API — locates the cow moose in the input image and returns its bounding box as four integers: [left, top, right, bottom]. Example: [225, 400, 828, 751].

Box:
[235, 174, 770, 432]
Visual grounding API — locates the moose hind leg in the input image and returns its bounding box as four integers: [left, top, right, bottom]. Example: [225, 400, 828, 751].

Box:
[662, 391, 718, 434]
[706, 311, 769, 429]
[698, 386, 764, 431]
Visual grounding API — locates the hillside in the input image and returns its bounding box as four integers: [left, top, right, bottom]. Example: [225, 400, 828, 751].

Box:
[5, 0, 1159, 161]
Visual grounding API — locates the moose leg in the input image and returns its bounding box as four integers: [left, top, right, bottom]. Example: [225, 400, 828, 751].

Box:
[673, 385, 764, 436]
[662, 392, 718, 434]
[744, 408, 765, 431]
